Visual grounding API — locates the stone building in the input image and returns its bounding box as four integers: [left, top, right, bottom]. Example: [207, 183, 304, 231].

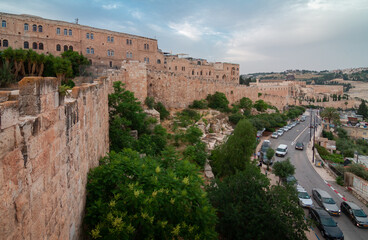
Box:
[0, 12, 239, 81]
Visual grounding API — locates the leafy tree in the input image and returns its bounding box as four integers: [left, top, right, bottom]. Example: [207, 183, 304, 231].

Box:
[228, 112, 245, 125]
[211, 119, 256, 178]
[108, 82, 148, 152]
[53, 57, 72, 81]
[266, 148, 275, 161]
[254, 99, 268, 112]
[207, 165, 308, 240]
[184, 126, 203, 144]
[61, 49, 90, 77]
[0, 59, 15, 87]
[184, 142, 208, 168]
[273, 158, 295, 184]
[85, 149, 217, 240]
[357, 100, 368, 119]
[206, 92, 229, 112]
[320, 107, 340, 124]
[189, 99, 208, 109]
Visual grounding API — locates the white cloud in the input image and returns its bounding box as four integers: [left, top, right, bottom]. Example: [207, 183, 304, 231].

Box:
[102, 3, 121, 10]
[168, 20, 222, 41]
[130, 9, 143, 20]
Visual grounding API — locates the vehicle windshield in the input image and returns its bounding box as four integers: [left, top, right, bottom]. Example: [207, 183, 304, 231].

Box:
[321, 217, 337, 227]
[322, 198, 336, 204]
[276, 148, 286, 152]
[353, 209, 367, 218]
[296, 143, 303, 146]
[298, 192, 310, 199]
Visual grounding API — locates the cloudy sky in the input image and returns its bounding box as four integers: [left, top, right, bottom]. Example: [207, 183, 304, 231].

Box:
[2, 0, 368, 73]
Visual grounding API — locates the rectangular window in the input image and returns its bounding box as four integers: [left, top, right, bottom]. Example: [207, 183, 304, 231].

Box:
[91, 33, 94, 39]
[107, 36, 110, 42]
[86, 33, 89, 39]
[69, 29, 72, 36]
[56, 28, 60, 35]
[2, 20, 6, 28]
[64, 29, 67, 35]
[24, 24, 29, 31]
[86, 48, 90, 54]
[111, 50, 114, 56]
[107, 50, 110, 56]
[126, 39, 129, 45]
[111, 37, 114, 42]
[91, 48, 94, 54]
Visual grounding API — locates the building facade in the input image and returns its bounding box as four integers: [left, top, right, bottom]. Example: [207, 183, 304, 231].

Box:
[0, 12, 239, 81]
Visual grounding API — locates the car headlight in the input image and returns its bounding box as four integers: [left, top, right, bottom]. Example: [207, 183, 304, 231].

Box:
[325, 208, 329, 211]
[325, 231, 330, 236]
[338, 210, 341, 213]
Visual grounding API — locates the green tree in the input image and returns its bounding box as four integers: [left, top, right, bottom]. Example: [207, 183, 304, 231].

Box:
[211, 119, 256, 178]
[155, 101, 170, 120]
[85, 149, 217, 240]
[357, 100, 368, 119]
[254, 99, 268, 112]
[206, 92, 229, 112]
[320, 107, 340, 124]
[61, 49, 90, 77]
[266, 148, 275, 170]
[108, 82, 148, 152]
[273, 158, 296, 184]
[144, 96, 155, 109]
[53, 57, 72, 81]
[207, 165, 308, 240]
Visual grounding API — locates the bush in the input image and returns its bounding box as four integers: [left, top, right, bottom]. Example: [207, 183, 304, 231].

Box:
[183, 142, 208, 168]
[206, 92, 230, 112]
[145, 96, 155, 109]
[155, 102, 170, 120]
[322, 130, 334, 140]
[228, 113, 245, 125]
[175, 109, 201, 127]
[336, 176, 344, 186]
[0, 61, 16, 87]
[184, 126, 203, 144]
[189, 99, 208, 109]
[85, 149, 217, 240]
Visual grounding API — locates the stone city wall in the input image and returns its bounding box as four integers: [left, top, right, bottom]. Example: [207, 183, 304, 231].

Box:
[0, 77, 109, 240]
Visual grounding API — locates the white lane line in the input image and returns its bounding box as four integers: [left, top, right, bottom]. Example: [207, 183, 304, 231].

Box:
[291, 125, 309, 145]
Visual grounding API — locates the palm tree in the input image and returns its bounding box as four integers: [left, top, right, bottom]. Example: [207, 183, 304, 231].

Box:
[26, 49, 37, 75]
[13, 49, 27, 79]
[2, 47, 14, 70]
[36, 53, 46, 76]
[320, 107, 340, 125]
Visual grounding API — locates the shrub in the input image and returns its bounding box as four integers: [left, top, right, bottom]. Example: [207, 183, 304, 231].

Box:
[184, 126, 203, 144]
[155, 102, 170, 120]
[85, 149, 217, 240]
[145, 96, 155, 109]
[183, 142, 208, 168]
[336, 176, 344, 186]
[206, 92, 230, 112]
[175, 109, 201, 127]
[189, 99, 208, 109]
[322, 130, 334, 140]
[228, 113, 245, 125]
[0, 61, 16, 87]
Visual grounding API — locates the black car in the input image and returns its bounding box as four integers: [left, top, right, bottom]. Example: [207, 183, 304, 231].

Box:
[309, 207, 344, 240]
[341, 201, 368, 228]
[295, 142, 304, 150]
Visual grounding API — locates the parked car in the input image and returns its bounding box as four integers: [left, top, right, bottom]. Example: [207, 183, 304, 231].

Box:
[271, 132, 279, 139]
[340, 201, 368, 228]
[297, 185, 313, 208]
[275, 144, 288, 157]
[312, 188, 340, 216]
[282, 175, 297, 186]
[260, 140, 271, 155]
[277, 129, 284, 136]
[295, 142, 304, 150]
[300, 116, 306, 122]
[309, 207, 344, 240]
[282, 126, 289, 132]
[262, 154, 274, 166]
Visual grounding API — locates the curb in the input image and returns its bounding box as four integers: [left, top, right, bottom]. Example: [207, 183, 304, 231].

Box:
[323, 180, 347, 201]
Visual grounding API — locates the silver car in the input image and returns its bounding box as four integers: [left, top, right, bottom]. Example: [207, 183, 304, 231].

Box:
[312, 188, 340, 216]
[297, 185, 313, 208]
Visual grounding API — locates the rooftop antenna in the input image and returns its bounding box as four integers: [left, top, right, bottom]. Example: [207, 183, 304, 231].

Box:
[75, 18, 79, 24]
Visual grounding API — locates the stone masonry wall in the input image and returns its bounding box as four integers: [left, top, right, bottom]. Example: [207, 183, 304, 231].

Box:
[0, 77, 109, 240]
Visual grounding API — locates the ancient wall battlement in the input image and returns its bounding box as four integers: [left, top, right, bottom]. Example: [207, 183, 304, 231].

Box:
[0, 76, 109, 240]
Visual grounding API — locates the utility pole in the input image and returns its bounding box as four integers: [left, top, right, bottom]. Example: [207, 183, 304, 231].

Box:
[312, 113, 316, 163]
[309, 109, 312, 141]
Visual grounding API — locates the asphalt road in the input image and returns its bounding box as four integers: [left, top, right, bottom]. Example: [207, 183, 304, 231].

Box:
[269, 111, 368, 240]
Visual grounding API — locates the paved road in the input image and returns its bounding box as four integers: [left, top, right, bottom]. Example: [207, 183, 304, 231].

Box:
[269, 111, 368, 240]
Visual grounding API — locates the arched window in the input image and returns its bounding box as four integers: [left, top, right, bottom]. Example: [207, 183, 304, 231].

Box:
[56, 28, 60, 35]
[157, 59, 161, 64]
[111, 50, 114, 56]
[64, 45, 68, 51]
[86, 33, 89, 39]
[32, 24, 37, 32]
[192, 70, 195, 75]
[91, 33, 94, 39]
[107, 50, 110, 56]
[86, 48, 90, 54]
[209, 71, 211, 76]
[24, 41, 29, 49]
[130, 52, 132, 58]
[0, 40, 2, 47]
[107, 36, 110, 42]
[38, 25, 43, 32]
[3, 39, 8, 47]
[147, 44, 149, 50]
[144, 44, 146, 50]
[24, 23, 29, 31]
[32, 42, 37, 49]
[64, 29, 67, 35]
[197, 61, 201, 65]
[89, 59, 92, 65]
[200, 70, 202, 75]
[2, 20, 6, 27]
[126, 52, 129, 58]
[69, 46, 73, 51]
[111, 37, 114, 42]
[69, 29, 72, 36]
[91, 48, 94, 54]
[39, 43, 43, 50]
[56, 44, 61, 51]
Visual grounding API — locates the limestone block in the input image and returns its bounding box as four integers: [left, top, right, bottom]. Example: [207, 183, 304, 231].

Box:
[144, 109, 160, 124]
[0, 91, 10, 103]
[0, 101, 19, 130]
[14, 191, 30, 223]
[0, 127, 16, 159]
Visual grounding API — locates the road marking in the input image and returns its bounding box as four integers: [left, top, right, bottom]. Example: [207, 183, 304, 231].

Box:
[323, 180, 347, 201]
[291, 125, 309, 145]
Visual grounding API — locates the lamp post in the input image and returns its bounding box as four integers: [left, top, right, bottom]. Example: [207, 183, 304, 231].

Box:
[310, 109, 313, 141]
[312, 114, 316, 163]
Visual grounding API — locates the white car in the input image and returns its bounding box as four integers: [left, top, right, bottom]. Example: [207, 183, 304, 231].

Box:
[271, 132, 279, 138]
[277, 129, 284, 136]
[297, 185, 313, 208]
[275, 144, 288, 157]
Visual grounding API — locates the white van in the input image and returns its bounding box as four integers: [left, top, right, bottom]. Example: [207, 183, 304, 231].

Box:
[276, 144, 288, 157]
